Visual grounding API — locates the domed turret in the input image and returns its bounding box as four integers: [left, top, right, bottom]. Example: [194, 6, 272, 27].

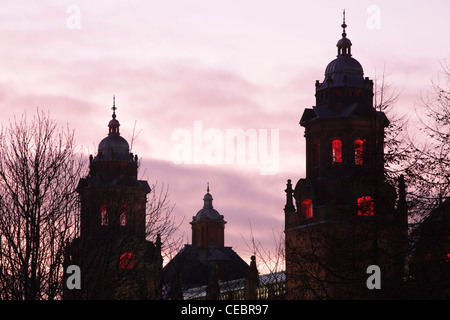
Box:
[310, 11, 375, 111]
[95, 96, 130, 162]
[191, 184, 226, 250]
[193, 183, 224, 222]
[317, 10, 366, 91]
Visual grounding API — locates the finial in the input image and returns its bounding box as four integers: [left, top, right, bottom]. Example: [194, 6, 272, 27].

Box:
[341, 9, 347, 38]
[207, 182, 210, 193]
[108, 95, 120, 135]
[112, 95, 117, 119]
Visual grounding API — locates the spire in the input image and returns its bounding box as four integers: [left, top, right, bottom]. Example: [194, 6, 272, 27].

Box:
[112, 95, 117, 119]
[108, 95, 120, 135]
[337, 9, 352, 56]
[341, 9, 347, 38]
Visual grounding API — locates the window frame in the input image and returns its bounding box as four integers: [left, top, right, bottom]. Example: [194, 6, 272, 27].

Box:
[301, 198, 313, 219]
[357, 196, 374, 216]
[354, 139, 365, 165]
[331, 139, 343, 164]
[119, 252, 136, 270]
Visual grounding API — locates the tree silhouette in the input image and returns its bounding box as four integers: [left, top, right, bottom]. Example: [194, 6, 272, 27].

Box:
[0, 109, 86, 300]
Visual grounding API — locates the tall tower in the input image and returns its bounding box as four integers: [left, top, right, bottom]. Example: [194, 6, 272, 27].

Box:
[284, 13, 407, 299]
[64, 97, 162, 300]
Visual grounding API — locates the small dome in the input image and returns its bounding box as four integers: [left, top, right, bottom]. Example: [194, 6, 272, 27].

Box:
[192, 184, 225, 222]
[94, 96, 130, 162]
[317, 15, 366, 90]
[97, 134, 130, 161]
[325, 55, 363, 76]
[336, 36, 352, 49]
[195, 207, 223, 222]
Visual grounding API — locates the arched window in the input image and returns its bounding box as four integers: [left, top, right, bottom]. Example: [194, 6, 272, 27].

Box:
[301, 199, 313, 219]
[119, 252, 136, 270]
[312, 140, 320, 167]
[100, 205, 108, 226]
[355, 139, 365, 165]
[357, 196, 374, 216]
[331, 139, 342, 163]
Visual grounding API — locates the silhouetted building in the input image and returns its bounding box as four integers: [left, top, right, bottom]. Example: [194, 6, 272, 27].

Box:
[64, 97, 162, 299]
[409, 199, 450, 299]
[163, 185, 249, 299]
[284, 14, 408, 299]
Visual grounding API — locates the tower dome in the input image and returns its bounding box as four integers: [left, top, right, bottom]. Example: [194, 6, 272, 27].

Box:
[318, 10, 366, 90]
[193, 183, 224, 222]
[95, 96, 130, 161]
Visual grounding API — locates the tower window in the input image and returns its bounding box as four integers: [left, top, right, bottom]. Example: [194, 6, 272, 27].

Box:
[312, 140, 320, 167]
[357, 196, 374, 216]
[301, 199, 313, 219]
[100, 205, 108, 226]
[209, 229, 217, 242]
[331, 139, 342, 163]
[355, 139, 365, 165]
[119, 252, 136, 270]
[120, 205, 127, 226]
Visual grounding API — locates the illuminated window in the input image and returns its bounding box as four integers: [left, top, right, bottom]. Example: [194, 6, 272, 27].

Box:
[120, 205, 127, 226]
[312, 140, 320, 167]
[357, 196, 374, 216]
[100, 205, 108, 226]
[355, 139, 365, 165]
[332, 139, 342, 163]
[301, 199, 313, 219]
[119, 252, 136, 270]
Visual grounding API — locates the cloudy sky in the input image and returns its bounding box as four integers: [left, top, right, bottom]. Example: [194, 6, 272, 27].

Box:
[1, 1, 449, 270]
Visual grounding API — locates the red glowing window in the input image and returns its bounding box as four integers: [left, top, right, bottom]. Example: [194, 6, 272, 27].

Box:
[301, 199, 313, 219]
[120, 205, 127, 226]
[357, 196, 374, 216]
[355, 139, 365, 165]
[119, 252, 136, 270]
[312, 140, 320, 167]
[332, 139, 342, 163]
[335, 89, 342, 96]
[100, 205, 108, 226]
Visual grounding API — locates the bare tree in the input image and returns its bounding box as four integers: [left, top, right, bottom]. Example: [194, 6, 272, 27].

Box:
[403, 58, 450, 298]
[410, 59, 450, 209]
[0, 109, 86, 300]
[145, 182, 184, 265]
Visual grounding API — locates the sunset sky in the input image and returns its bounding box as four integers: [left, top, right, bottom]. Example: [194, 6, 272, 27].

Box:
[1, 1, 449, 269]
